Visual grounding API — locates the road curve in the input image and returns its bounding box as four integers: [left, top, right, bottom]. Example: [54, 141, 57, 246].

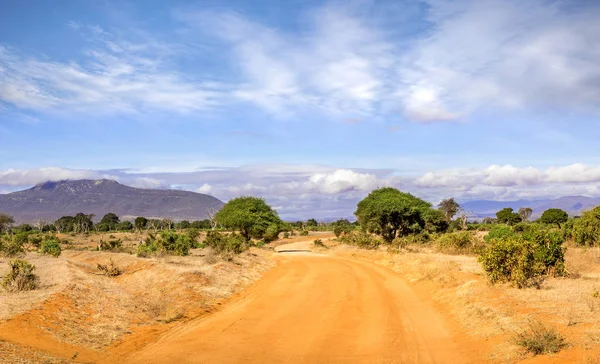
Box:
[128, 252, 467, 363]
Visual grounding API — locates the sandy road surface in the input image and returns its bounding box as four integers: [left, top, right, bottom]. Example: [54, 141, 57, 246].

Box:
[129, 242, 468, 364]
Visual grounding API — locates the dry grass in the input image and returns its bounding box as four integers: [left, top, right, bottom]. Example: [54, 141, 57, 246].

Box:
[0, 235, 274, 353]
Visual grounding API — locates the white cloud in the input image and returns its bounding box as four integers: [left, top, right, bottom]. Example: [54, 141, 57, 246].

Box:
[196, 183, 213, 194]
[0, 29, 224, 116]
[307, 169, 379, 194]
[399, 0, 600, 120]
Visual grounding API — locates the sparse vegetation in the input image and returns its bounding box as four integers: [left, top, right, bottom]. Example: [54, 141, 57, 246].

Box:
[313, 239, 327, 248]
[205, 231, 247, 256]
[515, 320, 568, 355]
[435, 231, 482, 255]
[1, 259, 40, 291]
[338, 231, 381, 249]
[39, 236, 62, 257]
[96, 259, 122, 277]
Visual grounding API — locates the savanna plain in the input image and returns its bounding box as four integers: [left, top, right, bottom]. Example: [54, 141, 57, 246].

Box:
[1, 192, 600, 364]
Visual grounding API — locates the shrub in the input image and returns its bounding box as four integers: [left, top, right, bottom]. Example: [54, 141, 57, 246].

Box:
[157, 231, 193, 256]
[137, 240, 158, 258]
[40, 236, 62, 257]
[391, 233, 430, 249]
[97, 259, 122, 277]
[436, 231, 482, 255]
[570, 206, 600, 246]
[299, 230, 309, 236]
[313, 239, 327, 248]
[283, 232, 290, 239]
[2, 259, 39, 291]
[333, 223, 354, 238]
[478, 229, 565, 288]
[28, 235, 43, 248]
[515, 320, 567, 355]
[339, 231, 381, 250]
[99, 238, 123, 251]
[205, 231, 247, 255]
[0, 235, 25, 257]
[186, 228, 201, 242]
[484, 224, 516, 243]
[263, 224, 280, 243]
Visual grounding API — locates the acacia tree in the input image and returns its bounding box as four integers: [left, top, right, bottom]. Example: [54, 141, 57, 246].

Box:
[438, 198, 460, 222]
[134, 216, 148, 232]
[98, 213, 120, 231]
[354, 187, 441, 243]
[518, 207, 533, 222]
[496, 208, 522, 225]
[539, 208, 568, 228]
[0, 213, 15, 234]
[215, 196, 281, 241]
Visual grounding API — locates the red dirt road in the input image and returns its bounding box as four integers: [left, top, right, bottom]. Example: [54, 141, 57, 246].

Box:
[129, 252, 469, 363]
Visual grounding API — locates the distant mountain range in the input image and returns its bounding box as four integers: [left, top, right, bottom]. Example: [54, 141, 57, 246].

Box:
[0, 179, 224, 223]
[460, 196, 600, 218]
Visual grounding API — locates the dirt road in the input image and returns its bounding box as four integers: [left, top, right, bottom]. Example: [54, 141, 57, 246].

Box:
[129, 243, 468, 364]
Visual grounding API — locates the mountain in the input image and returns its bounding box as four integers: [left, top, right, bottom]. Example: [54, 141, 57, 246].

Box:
[0, 179, 224, 223]
[461, 196, 600, 218]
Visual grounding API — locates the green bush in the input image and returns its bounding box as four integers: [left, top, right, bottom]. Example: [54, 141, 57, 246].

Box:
[157, 231, 193, 256]
[2, 259, 39, 291]
[484, 224, 516, 242]
[40, 236, 62, 257]
[299, 230, 309, 236]
[333, 223, 354, 238]
[339, 231, 381, 250]
[478, 229, 565, 288]
[263, 224, 280, 243]
[137, 240, 158, 257]
[436, 231, 482, 255]
[0, 235, 25, 257]
[283, 232, 290, 239]
[570, 206, 600, 246]
[205, 231, 247, 255]
[391, 233, 430, 249]
[28, 235, 43, 248]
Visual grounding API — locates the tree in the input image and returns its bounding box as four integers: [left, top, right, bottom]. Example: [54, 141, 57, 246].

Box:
[99, 213, 120, 231]
[496, 208, 522, 225]
[354, 187, 436, 243]
[55, 216, 75, 233]
[539, 208, 568, 228]
[518, 207, 533, 222]
[215, 196, 282, 241]
[176, 220, 190, 229]
[134, 217, 148, 232]
[306, 219, 318, 228]
[73, 213, 94, 234]
[438, 198, 460, 222]
[571, 206, 600, 246]
[116, 221, 133, 231]
[0, 213, 15, 234]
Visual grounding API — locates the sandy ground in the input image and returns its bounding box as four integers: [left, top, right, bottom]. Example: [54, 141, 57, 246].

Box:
[128, 241, 471, 364]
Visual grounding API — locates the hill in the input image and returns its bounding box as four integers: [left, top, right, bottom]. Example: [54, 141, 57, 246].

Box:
[0, 179, 224, 223]
[461, 196, 600, 218]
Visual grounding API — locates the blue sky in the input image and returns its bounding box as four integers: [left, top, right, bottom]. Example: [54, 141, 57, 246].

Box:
[1, 0, 600, 219]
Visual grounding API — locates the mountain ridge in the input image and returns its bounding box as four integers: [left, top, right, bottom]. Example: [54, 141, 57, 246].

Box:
[0, 179, 224, 223]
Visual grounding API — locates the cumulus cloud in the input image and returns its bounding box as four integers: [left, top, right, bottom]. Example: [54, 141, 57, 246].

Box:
[307, 169, 379, 194]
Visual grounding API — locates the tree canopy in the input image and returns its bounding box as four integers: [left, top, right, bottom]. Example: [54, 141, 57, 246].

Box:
[571, 206, 600, 246]
[354, 187, 442, 242]
[539, 208, 568, 228]
[215, 196, 282, 241]
[496, 208, 522, 225]
[438, 198, 460, 222]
